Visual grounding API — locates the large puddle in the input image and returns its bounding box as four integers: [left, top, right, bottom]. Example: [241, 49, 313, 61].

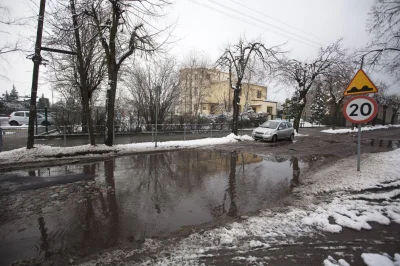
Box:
[0, 150, 326, 265]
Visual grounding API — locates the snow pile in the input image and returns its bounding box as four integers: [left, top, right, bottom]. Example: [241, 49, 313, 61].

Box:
[0, 134, 251, 165]
[321, 125, 400, 134]
[298, 148, 400, 194]
[295, 131, 309, 137]
[323, 255, 350, 266]
[302, 121, 326, 127]
[361, 253, 400, 266]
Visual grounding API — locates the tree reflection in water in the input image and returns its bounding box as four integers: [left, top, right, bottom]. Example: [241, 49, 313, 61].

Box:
[104, 159, 119, 247]
[227, 150, 238, 217]
[290, 157, 300, 189]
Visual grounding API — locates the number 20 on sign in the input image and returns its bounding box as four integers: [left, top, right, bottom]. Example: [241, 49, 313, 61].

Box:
[343, 96, 378, 124]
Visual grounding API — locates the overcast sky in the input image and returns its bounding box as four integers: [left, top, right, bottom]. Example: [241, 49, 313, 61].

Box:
[0, 0, 398, 103]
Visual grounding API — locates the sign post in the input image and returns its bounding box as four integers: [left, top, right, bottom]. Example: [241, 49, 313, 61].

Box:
[343, 69, 379, 171]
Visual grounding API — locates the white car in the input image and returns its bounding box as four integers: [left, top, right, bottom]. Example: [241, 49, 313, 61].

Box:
[252, 120, 295, 142]
[8, 111, 54, 126]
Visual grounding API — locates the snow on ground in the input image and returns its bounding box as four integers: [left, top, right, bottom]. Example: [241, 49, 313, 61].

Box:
[80, 148, 400, 265]
[322, 125, 399, 134]
[0, 134, 253, 165]
[323, 255, 350, 266]
[361, 253, 400, 266]
[295, 131, 308, 136]
[302, 121, 326, 127]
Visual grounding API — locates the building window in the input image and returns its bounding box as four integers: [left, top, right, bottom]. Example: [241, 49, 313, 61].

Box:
[267, 107, 273, 114]
[206, 73, 211, 80]
[203, 106, 207, 110]
[257, 90, 261, 98]
[194, 74, 198, 80]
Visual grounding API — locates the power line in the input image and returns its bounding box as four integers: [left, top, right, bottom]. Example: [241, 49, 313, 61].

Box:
[187, 0, 319, 48]
[230, 0, 328, 45]
[206, 0, 324, 47]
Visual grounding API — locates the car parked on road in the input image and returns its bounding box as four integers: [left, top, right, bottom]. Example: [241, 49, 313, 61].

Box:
[8, 111, 54, 126]
[252, 120, 294, 142]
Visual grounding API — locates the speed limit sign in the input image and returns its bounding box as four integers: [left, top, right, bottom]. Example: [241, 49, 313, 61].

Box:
[343, 96, 378, 124]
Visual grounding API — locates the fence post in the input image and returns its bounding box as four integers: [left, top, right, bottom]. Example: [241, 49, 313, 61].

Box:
[184, 123, 186, 141]
[210, 123, 213, 138]
[151, 125, 154, 142]
[63, 125, 66, 147]
[0, 128, 3, 152]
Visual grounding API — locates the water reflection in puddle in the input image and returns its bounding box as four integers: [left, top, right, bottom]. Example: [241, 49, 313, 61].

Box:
[370, 139, 400, 149]
[0, 150, 324, 265]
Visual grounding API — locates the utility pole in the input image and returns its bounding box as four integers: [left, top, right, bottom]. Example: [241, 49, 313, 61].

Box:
[27, 0, 46, 149]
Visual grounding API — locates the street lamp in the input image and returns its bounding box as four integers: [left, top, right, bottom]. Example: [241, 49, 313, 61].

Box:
[155, 85, 161, 148]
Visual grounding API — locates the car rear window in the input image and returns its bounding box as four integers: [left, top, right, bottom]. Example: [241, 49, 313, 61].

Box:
[14, 112, 24, 117]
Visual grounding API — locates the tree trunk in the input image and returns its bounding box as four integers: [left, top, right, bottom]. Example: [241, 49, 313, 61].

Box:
[70, 0, 95, 145]
[330, 104, 338, 130]
[231, 89, 240, 135]
[105, 74, 117, 146]
[382, 106, 388, 125]
[294, 103, 306, 133]
[391, 110, 398, 125]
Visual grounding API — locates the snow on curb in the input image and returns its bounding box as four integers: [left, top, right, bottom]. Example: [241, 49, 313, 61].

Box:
[0, 134, 252, 165]
[321, 125, 399, 134]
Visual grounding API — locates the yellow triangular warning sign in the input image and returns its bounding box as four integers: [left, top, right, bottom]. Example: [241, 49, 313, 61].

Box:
[344, 69, 378, 96]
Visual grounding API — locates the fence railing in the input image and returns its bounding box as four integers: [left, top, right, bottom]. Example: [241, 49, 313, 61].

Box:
[0, 120, 330, 152]
[0, 123, 239, 152]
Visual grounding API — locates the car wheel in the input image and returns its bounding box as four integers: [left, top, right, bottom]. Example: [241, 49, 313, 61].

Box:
[9, 121, 19, 126]
[271, 135, 277, 143]
[41, 121, 51, 126]
[289, 133, 294, 141]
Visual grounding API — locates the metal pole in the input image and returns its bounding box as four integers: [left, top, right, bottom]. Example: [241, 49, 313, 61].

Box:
[155, 109, 158, 148]
[45, 107, 48, 133]
[210, 123, 213, 138]
[27, 0, 46, 149]
[63, 125, 66, 147]
[357, 123, 361, 172]
[184, 123, 186, 141]
[0, 128, 3, 152]
[155, 86, 160, 148]
[151, 125, 154, 142]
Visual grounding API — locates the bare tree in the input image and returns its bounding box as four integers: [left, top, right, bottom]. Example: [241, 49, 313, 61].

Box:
[362, 0, 400, 79]
[323, 56, 355, 129]
[216, 38, 280, 135]
[179, 52, 212, 117]
[44, 0, 106, 144]
[371, 81, 389, 125]
[124, 58, 180, 126]
[277, 40, 344, 132]
[84, 0, 172, 146]
[242, 59, 267, 113]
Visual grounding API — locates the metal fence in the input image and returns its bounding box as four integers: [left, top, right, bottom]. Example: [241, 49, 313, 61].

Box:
[0, 123, 238, 152]
[0, 121, 329, 152]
